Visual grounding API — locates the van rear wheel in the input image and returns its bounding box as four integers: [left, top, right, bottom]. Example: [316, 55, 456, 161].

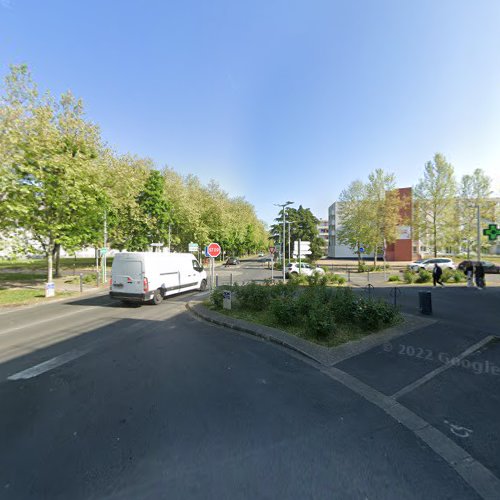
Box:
[151, 289, 163, 305]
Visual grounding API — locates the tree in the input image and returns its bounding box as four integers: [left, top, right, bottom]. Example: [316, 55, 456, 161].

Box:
[336, 181, 372, 263]
[365, 169, 403, 265]
[458, 169, 495, 258]
[413, 153, 456, 257]
[0, 65, 104, 282]
[270, 205, 324, 261]
[128, 169, 173, 250]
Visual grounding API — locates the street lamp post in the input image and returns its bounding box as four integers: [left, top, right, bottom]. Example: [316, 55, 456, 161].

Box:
[286, 221, 295, 265]
[476, 204, 481, 263]
[274, 201, 294, 283]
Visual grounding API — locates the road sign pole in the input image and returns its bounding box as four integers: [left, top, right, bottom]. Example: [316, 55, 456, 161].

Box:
[476, 205, 481, 263]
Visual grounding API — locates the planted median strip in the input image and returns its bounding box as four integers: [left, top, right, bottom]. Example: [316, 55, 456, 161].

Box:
[207, 279, 402, 348]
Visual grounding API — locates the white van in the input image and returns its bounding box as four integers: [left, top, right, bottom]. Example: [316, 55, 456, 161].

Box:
[110, 252, 207, 305]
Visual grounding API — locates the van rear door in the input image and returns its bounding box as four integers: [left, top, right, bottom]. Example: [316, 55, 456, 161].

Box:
[111, 259, 143, 295]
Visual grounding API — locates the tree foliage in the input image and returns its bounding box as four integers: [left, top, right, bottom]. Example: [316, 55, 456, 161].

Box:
[413, 153, 456, 257]
[0, 64, 268, 284]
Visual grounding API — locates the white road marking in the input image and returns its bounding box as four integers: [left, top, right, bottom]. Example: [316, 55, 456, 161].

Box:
[392, 336, 494, 399]
[444, 419, 473, 438]
[7, 349, 88, 380]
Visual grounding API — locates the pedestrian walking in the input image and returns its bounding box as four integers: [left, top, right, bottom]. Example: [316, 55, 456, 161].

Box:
[465, 261, 474, 287]
[475, 262, 485, 289]
[432, 263, 444, 287]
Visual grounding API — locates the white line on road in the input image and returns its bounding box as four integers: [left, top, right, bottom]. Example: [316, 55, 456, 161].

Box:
[7, 349, 89, 380]
[392, 336, 495, 400]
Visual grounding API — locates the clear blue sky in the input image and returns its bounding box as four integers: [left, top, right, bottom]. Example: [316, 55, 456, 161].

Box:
[1, 0, 499, 225]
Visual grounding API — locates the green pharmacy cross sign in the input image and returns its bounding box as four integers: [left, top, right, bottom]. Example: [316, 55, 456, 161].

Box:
[483, 224, 500, 241]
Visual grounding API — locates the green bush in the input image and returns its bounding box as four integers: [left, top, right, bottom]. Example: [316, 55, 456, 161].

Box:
[354, 298, 400, 331]
[388, 274, 400, 282]
[269, 296, 299, 326]
[306, 273, 328, 287]
[304, 297, 336, 339]
[416, 269, 432, 283]
[328, 288, 358, 323]
[441, 268, 453, 283]
[210, 288, 226, 309]
[288, 273, 308, 285]
[234, 282, 270, 311]
[326, 272, 342, 284]
[403, 270, 416, 284]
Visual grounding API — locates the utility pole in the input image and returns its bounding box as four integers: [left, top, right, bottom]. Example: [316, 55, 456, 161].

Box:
[102, 209, 107, 284]
[286, 221, 295, 265]
[476, 205, 481, 263]
[274, 201, 294, 283]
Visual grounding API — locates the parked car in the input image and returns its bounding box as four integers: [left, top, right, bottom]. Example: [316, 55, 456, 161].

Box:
[225, 257, 240, 266]
[285, 262, 325, 278]
[457, 260, 500, 274]
[408, 258, 455, 272]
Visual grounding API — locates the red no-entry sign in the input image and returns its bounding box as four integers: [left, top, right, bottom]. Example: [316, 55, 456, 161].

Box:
[207, 242, 221, 258]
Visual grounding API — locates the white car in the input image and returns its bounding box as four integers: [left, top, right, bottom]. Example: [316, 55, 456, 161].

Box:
[285, 262, 325, 277]
[408, 258, 455, 272]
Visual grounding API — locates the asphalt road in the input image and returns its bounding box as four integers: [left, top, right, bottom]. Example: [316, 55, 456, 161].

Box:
[0, 263, 497, 499]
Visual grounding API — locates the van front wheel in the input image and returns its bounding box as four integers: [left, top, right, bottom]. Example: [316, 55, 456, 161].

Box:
[151, 289, 163, 305]
[199, 279, 207, 291]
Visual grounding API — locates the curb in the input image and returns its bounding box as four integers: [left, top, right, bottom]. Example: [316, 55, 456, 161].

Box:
[186, 301, 437, 366]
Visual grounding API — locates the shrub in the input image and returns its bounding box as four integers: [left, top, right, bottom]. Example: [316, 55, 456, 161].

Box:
[354, 298, 401, 331]
[234, 282, 270, 311]
[441, 268, 453, 283]
[210, 287, 228, 309]
[388, 275, 400, 282]
[403, 270, 416, 284]
[306, 273, 328, 287]
[269, 296, 299, 326]
[329, 288, 358, 323]
[304, 297, 336, 339]
[416, 269, 432, 283]
[326, 273, 342, 284]
[289, 273, 308, 285]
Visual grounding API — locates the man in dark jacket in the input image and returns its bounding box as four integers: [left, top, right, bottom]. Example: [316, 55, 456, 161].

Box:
[475, 262, 485, 289]
[433, 263, 444, 287]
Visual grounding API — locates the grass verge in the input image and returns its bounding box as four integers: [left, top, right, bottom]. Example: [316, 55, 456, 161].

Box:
[0, 288, 76, 306]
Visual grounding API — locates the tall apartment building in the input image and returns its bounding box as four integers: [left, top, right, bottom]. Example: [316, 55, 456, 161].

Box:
[317, 219, 329, 242]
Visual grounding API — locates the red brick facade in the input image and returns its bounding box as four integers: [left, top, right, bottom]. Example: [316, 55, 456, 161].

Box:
[384, 187, 413, 262]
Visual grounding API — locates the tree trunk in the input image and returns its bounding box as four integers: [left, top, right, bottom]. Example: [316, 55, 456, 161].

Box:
[54, 243, 62, 278]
